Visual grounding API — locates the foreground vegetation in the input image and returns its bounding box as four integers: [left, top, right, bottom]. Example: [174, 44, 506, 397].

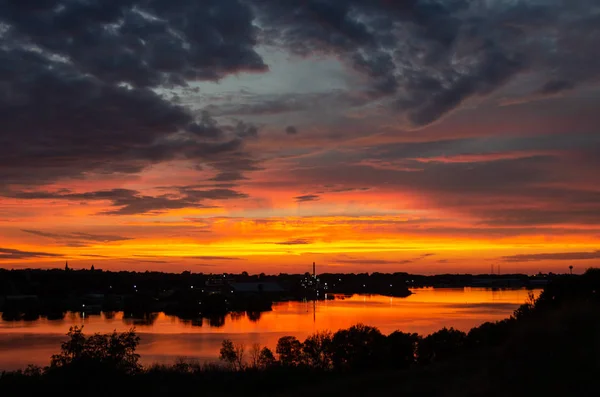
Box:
[1, 269, 599, 397]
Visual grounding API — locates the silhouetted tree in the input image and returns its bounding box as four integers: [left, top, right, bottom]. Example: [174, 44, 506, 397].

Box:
[466, 319, 514, 349]
[249, 343, 262, 368]
[219, 339, 245, 370]
[276, 336, 304, 366]
[302, 331, 333, 370]
[384, 331, 420, 369]
[417, 327, 467, 364]
[331, 324, 386, 371]
[258, 347, 276, 369]
[513, 291, 538, 320]
[50, 326, 140, 374]
[219, 339, 236, 369]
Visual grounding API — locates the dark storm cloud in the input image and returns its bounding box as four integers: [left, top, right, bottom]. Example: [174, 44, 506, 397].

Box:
[1, 0, 598, 194]
[478, 207, 600, 227]
[298, 156, 555, 195]
[252, 0, 600, 126]
[98, 187, 246, 215]
[179, 188, 248, 201]
[284, 130, 600, 228]
[286, 126, 298, 135]
[0, 0, 266, 188]
[361, 134, 600, 166]
[294, 195, 320, 203]
[502, 251, 600, 263]
[201, 90, 371, 119]
[21, 229, 132, 243]
[7, 187, 247, 216]
[210, 171, 248, 182]
[0, 0, 266, 86]
[0, 247, 62, 260]
[538, 80, 576, 96]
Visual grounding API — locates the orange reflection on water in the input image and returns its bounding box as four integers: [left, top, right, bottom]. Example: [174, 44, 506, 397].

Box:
[0, 288, 540, 370]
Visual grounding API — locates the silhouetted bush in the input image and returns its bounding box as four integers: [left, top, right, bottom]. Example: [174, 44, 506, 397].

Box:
[219, 339, 245, 370]
[330, 324, 387, 371]
[384, 331, 420, 369]
[302, 331, 333, 369]
[276, 336, 304, 366]
[417, 327, 467, 364]
[466, 319, 515, 349]
[49, 326, 141, 375]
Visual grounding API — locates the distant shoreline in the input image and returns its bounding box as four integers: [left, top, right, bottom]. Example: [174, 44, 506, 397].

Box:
[0, 268, 557, 323]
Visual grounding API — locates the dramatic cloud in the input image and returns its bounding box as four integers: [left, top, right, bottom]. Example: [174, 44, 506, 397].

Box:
[20, 229, 133, 247]
[0, 0, 265, 187]
[253, 0, 600, 125]
[502, 251, 600, 263]
[294, 195, 321, 203]
[7, 188, 247, 215]
[22, 230, 132, 243]
[0, 0, 599, 273]
[0, 247, 62, 260]
[210, 172, 248, 182]
[1, 0, 598, 189]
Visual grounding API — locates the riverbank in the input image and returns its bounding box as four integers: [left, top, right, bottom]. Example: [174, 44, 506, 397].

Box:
[0, 288, 538, 370]
[1, 270, 597, 396]
[1, 268, 557, 323]
[0, 268, 416, 321]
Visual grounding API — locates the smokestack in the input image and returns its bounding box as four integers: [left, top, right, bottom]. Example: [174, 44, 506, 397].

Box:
[313, 262, 316, 277]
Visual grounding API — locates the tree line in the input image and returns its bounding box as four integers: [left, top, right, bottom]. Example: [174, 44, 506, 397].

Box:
[218, 318, 515, 372]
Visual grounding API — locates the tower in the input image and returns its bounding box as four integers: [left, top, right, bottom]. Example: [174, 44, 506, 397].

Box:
[313, 262, 316, 278]
[65, 261, 69, 271]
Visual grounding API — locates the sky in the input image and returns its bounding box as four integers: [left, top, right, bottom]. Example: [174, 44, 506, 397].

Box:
[0, 0, 599, 275]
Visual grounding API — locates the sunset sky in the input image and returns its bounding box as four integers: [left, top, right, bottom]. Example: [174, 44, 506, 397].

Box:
[1, 0, 599, 274]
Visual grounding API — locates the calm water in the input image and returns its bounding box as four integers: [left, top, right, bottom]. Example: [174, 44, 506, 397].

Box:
[0, 288, 539, 370]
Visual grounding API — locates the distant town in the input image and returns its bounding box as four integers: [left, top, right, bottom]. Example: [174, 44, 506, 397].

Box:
[0, 261, 557, 323]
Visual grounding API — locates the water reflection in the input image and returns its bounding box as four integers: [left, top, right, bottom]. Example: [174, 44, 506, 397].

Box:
[207, 316, 225, 328]
[45, 312, 66, 321]
[247, 311, 262, 322]
[123, 312, 159, 326]
[0, 288, 540, 371]
[230, 311, 246, 322]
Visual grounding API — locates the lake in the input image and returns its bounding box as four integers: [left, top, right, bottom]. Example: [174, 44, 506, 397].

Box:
[0, 287, 539, 370]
